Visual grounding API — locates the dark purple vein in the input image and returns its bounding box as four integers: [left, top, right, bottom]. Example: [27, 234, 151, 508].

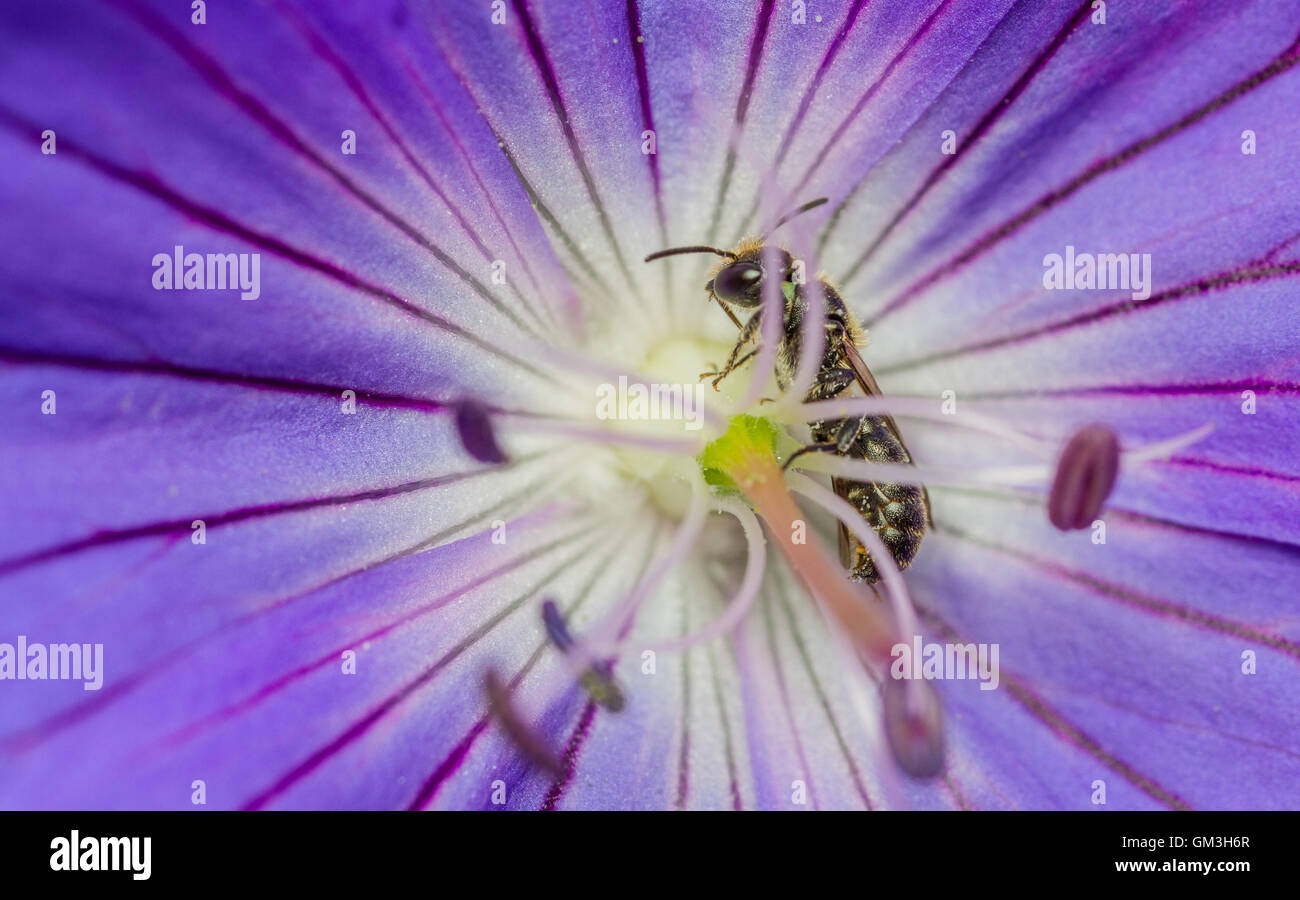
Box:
[781, 0, 955, 220]
[706, 629, 743, 809]
[418, 32, 616, 302]
[876, 260, 1300, 375]
[935, 522, 1300, 661]
[0, 469, 484, 579]
[510, 0, 646, 306]
[537, 523, 661, 811]
[946, 379, 1300, 401]
[673, 595, 693, 809]
[838, 0, 1093, 291]
[0, 346, 449, 413]
[930, 483, 1300, 557]
[239, 532, 600, 810]
[0, 108, 551, 382]
[626, 0, 667, 243]
[489, 126, 614, 300]
[813, 1, 1021, 261]
[272, 1, 554, 338]
[704, 0, 776, 245]
[1159, 454, 1300, 487]
[728, 0, 872, 242]
[394, 52, 556, 327]
[1, 477, 560, 752]
[776, 0, 873, 172]
[110, 0, 545, 344]
[538, 700, 599, 810]
[760, 587, 819, 809]
[404, 528, 626, 810]
[173, 529, 594, 762]
[775, 579, 876, 809]
[865, 36, 1300, 325]
[625, 0, 676, 315]
[918, 606, 1191, 810]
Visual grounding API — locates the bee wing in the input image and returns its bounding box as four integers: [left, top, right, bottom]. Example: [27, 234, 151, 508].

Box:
[832, 476, 856, 569]
[839, 338, 906, 438]
[840, 338, 934, 529]
[839, 337, 882, 395]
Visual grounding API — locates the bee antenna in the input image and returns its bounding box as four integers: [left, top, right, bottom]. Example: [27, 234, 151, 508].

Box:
[643, 245, 738, 263]
[760, 196, 829, 239]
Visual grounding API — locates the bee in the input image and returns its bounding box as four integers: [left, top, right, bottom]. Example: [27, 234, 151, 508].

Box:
[644, 199, 929, 582]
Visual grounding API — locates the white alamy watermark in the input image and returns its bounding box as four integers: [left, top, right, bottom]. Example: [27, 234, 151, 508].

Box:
[595, 376, 706, 432]
[50, 831, 150, 881]
[152, 244, 261, 300]
[890, 636, 1000, 691]
[1042, 245, 1152, 300]
[0, 636, 103, 690]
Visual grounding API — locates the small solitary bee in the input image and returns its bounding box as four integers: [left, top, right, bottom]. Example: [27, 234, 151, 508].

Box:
[644, 199, 929, 582]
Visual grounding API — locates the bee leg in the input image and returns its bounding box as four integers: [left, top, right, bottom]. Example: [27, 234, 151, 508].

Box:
[704, 311, 764, 389]
[780, 416, 864, 472]
[780, 442, 839, 472]
[815, 366, 856, 386]
[806, 366, 857, 397]
[708, 348, 758, 390]
[831, 415, 866, 452]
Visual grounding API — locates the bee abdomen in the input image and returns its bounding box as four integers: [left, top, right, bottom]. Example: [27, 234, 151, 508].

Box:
[814, 416, 929, 583]
[840, 481, 927, 582]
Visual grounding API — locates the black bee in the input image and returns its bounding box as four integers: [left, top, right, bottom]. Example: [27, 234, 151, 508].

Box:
[644, 199, 929, 582]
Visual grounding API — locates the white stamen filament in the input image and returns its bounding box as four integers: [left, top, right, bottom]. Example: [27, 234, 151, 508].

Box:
[1121, 421, 1215, 462]
[502, 415, 706, 454]
[788, 420, 1216, 487]
[783, 273, 829, 412]
[631, 496, 767, 654]
[793, 396, 1061, 457]
[527, 343, 731, 433]
[791, 453, 1051, 487]
[784, 472, 920, 651]
[741, 151, 829, 413]
[567, 469, 711, 674]
[732, 244, 788, 411]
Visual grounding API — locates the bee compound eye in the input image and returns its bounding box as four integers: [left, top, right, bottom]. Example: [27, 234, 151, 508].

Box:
[712, 262, 763, 302]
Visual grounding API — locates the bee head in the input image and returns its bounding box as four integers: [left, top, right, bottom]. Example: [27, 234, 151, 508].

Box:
[705, 260, 764, 308]
[643, 197, 827, 313]
[706, 246, 799, 309]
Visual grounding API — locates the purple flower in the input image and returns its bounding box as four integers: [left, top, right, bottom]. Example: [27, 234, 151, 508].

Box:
[2, 0, 1298, 811]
